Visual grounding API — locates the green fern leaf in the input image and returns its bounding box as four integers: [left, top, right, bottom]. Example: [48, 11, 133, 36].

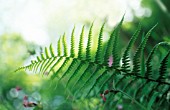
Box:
[135, 80, 149, 99]
[48, 57, 64, 74]
[72, 63, 96, 91]
[84, 69, 107, 97]
[157, 87, 170, 106]
[76, 66, 105, 96]
[73, 63, 97, 94]
[104, 31, 114, 66]
[59, 59, 79, 81]
[97, 71, 118, 94]
[66, 61, 88, 88]
[145, 42, 170, 78]
[104, 16, 124, 66]
[95, 23, 105, 64]
[33, 61, 41, 73]
[78, 26, 85, 59]
[40, 53, 45, 60]
[121, 23, 141, 72]
[16, 21, 170, 110]
[39, 59, 50, 74]
[147, 92, 159, 110]
[49, 44, 55, 57]
[86, 23, 93, 61]
[51, 57, 72, 79]
[112, 16, 124, 68]
[57, 37, 62, 56]
[37, 56, 41, 62]
[71, 26, 76, 57]
[158, 50, 170, 82]
[62, 33, 68, 56]
[42, 57, 56, 74]
[38, 53, 46, 73]
[45, 47, 50, 58]
[132, 24, 157, 76]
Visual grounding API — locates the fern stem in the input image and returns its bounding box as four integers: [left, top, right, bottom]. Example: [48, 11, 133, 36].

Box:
[20, 54, 170, 86]
[117, 68, 170, 86]
[117, 89, 147, 110]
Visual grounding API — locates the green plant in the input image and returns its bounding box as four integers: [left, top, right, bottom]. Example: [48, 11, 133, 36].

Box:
[16, 17, 170, 110]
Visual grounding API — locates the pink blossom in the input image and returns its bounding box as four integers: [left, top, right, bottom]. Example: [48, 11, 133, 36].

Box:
[23, 95, 37, 107]
[23, 96, 28, 107]
[108, 56, 113, 67]
[100, 94, 106, 102]
[15, 86, 21, 91]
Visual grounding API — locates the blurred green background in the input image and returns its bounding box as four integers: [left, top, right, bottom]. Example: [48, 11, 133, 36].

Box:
[0, 0, 170, 109]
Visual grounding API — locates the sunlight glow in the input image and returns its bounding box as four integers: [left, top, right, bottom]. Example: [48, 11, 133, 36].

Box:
[0, 0, 148, 45]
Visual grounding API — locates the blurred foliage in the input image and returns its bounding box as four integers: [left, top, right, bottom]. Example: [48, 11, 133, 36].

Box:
[0, 34, 100, 110]
[0, 34, 40, 109]
[123, 0, 170, 72]
[0, 34, 71, 110]
[123, 0, 170, 45]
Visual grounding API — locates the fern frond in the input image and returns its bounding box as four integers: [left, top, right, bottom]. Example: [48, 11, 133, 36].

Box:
[42, 57, 56, 74]
[104, 28, 115, 65]
[40, 53, 45, 60]
[73, 63, 97, 94]
[39, 53, 47, 73]
[132, 24, 157, 76]
[91, 71, 109, 94]
[49, 44, 55, 57]
[158, 50, 170, 82]
[87, 71, 107, 95]
[156, 87, 170, 107]
[40, 44, 55, 73]
[39, 47, 55, 73]
[71, 26, 76, 57]
[45, 47, 50, 58]
[86, 23, 93, 61]
[72, 63, 96, 91]
[51, 57, 72, 79]
[57, 37, 62, 56]
[26, 60, 36, 72]
[59, 59, 79, 81]
[95, 23, 105, 64]
[78, 26, 85, 59]
[135, 80, 149, 99]
[33, 59, 41, 72]
[66, 61, 88, 88]
[84, 70, 107, 97]
[145, 42, 170, 78]
[104, 17, 122, 65]
[147, 91, 159, 110]
[62, 33, 68, 56]
[37, 56, 41, 62]
[77, 66, 106, 96]
[112, 16, 124, 68]
[16, 21, 170, 110]
[39, 58, 50, 74]
[121, 23, 141, 72]
[104, 16, 124, 67]
[97, 70, 118, 94]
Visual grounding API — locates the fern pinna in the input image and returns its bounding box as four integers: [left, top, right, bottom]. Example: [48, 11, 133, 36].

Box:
[16, 18, 170, 110]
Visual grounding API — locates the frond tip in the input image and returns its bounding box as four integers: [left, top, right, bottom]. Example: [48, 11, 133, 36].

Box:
[121, 23, 141, 72]
[158, 50, 170, 82]
[132, 23, 157, 76]
[86, 23, 94, 61]
[95, 23, 105, 64]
